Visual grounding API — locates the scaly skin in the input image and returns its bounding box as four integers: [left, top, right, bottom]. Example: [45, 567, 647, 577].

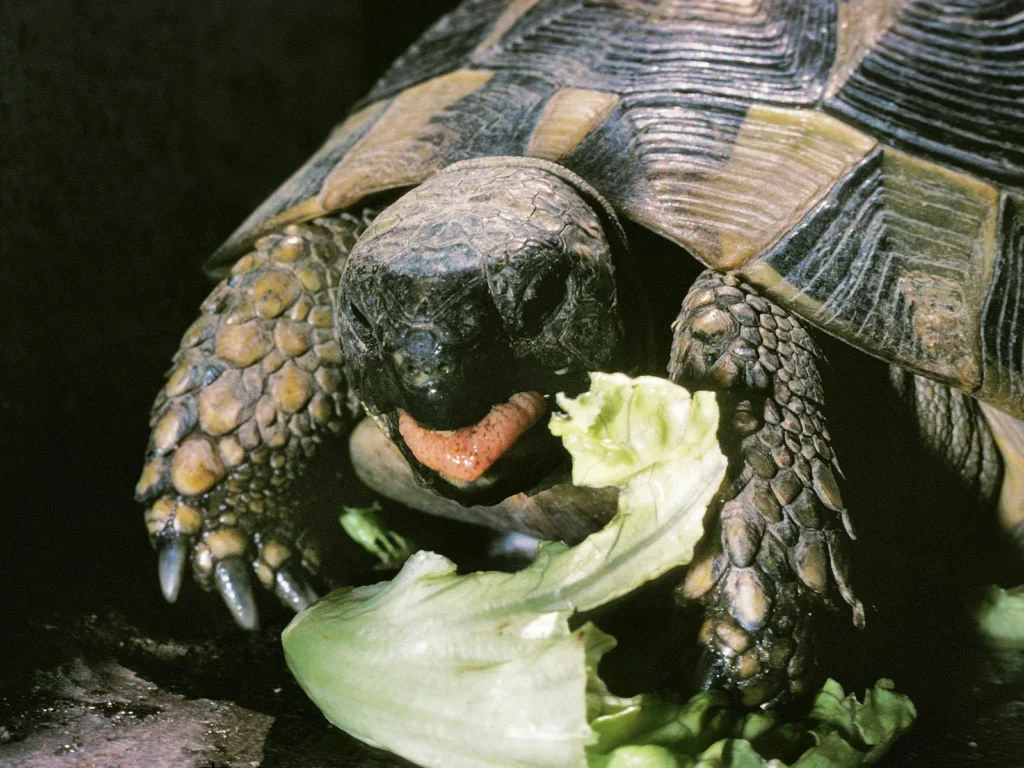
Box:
[890, 373, 1024, 562]
[135, 211, 375, 628]
[890, 368, 1002, 505]
[670, 271, 864, 707]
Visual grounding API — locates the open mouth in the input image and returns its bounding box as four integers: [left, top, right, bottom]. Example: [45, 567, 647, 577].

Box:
[394, 390, 562, 496]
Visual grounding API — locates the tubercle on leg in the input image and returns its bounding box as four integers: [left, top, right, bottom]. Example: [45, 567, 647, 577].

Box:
[135, 213, 372, 602]
[669, 271, 863, 706]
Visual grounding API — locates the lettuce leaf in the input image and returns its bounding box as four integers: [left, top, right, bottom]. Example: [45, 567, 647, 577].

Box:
[282, 373, 915, 768]
[589, 679, 915, 768]
[339, 502, 416, 569]
[283, 374, 726, 768]
[976, 584, 1024, 643]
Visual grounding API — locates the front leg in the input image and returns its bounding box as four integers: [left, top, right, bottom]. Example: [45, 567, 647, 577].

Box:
[670, 271, 864, 706]
[135, 212, 373, 629]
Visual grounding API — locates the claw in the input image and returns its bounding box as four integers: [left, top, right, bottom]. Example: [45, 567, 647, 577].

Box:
[215, 557, 260, 630]
[693, 644, 724, 691]
[157, 537, 187, 603]
[275, 565, 319, 612]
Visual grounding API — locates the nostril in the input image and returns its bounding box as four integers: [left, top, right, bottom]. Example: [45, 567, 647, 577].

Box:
[392, 327, 464, 389]
[407, 329, 438, 358]
[398, 360, 455, 386]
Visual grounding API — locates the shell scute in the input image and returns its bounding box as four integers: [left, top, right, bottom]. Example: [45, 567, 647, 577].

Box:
[204, 0, 1024, 415]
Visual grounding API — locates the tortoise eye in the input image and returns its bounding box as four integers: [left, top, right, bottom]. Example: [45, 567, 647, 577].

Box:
[345, 299, 374, 342]
[520, 263, 569, 334]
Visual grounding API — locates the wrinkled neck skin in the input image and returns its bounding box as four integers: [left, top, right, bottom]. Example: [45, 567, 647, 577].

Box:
[336, 160, 651, 504]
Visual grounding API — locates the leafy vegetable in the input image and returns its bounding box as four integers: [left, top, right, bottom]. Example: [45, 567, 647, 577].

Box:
[283, 373, 726, 768]
[976, 584, 1024, 642]
[588, 679, 916, 767]
[282, 373, 916, 768]
[339, 502, 416, 569]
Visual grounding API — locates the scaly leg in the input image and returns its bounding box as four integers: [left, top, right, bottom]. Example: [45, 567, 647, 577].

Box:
[670, 271, 863, 707]
[891, 369, 1024, 559]
[889, 369, 1001, 504]
[135, 211, 374, 629]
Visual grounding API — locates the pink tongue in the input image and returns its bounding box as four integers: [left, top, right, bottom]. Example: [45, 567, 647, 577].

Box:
[398, 392, 546, 483]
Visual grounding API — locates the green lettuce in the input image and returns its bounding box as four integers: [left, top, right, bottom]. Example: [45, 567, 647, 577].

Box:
[976, 584, 1024, 642]
[283, 373, 726, 768]
[588, 678, 916, 767]
[282, 373, 916, 768]
[339, 502, 416, 569]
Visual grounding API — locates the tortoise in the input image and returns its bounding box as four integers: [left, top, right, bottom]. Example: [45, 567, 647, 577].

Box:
[135, 0, 1024, 707]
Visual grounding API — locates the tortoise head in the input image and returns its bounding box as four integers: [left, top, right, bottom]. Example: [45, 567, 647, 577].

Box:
[336, 160, 626, 502]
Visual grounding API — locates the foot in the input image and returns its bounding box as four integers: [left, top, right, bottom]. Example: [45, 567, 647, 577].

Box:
[136, 214, 372, 628]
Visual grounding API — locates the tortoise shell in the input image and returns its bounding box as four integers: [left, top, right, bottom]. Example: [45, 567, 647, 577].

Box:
[206, 0, 1024, 419]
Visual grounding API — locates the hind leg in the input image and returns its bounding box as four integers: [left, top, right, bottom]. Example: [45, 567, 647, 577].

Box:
[889, 369, 1001, 504]
[891, 370, 1024, 559]
[670, 271, 863, 707]
[136, 212, 373, 628]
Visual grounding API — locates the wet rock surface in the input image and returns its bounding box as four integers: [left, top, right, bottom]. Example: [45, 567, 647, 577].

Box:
[1, 579, 1022, 767]
[0, 610, 420, 768]
[0, 610, 1019, 767]
[0, 651, 273, 768]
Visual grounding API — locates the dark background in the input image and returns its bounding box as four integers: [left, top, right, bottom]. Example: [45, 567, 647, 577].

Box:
[2, 1, 1023, 766]
[0, 1, 459, 761]
[1, 0, 459, 621]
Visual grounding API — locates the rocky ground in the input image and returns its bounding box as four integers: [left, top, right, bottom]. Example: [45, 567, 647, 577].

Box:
[0, 562, 1022, 767]
[1, 607, 1023, 767]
